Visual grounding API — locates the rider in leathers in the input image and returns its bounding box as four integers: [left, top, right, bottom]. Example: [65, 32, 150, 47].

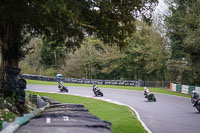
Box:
[144, 87, 150, 98]
[191, 90, 200, 106]
[93, 84, 100, 92]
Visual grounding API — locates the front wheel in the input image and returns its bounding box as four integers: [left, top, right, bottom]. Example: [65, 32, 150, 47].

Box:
[99, 91, 103, 97]
[63, 86, 68, 92]
[151, 94, 156, 102]
[153, 96, 156, 102]
[196, 105, 200, 112]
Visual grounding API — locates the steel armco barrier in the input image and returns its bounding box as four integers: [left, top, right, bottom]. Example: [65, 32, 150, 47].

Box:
[19, 74, 170, 88]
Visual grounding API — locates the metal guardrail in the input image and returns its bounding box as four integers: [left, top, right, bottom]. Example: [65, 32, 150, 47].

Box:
[19, 74, 143, 87]
[19, 74, 170, 88]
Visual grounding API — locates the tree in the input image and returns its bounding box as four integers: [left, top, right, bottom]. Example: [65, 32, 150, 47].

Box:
[100, 21, 168, 80]
[60, 38, 103, 79]
[20, 21, 168, 81]
[40, 36, 67, 68]
[0, 0, 158, 92]
[164, 0, 200, 85]
[19, 37, 45, 75]
[164, 0, 186, 60]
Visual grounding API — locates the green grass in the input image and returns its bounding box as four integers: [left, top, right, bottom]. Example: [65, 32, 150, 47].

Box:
[27, 91, 147, 133]
[27, 79, 191, 98]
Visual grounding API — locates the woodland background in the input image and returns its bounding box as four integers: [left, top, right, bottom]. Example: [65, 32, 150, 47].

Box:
[1, 0, 200, 86]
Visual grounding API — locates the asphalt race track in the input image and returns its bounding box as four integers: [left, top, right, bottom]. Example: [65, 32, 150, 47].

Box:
[27, 84, 200, 133]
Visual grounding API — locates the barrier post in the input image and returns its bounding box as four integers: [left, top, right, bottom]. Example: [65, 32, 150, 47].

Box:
[170, 83, 172, 91]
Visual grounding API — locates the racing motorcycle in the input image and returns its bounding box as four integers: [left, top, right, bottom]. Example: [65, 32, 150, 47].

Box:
[58, 81, 68, 92]
[144, 91, 156, 102]
[93, 86, 103, 97]
[191, 91, 200, 112]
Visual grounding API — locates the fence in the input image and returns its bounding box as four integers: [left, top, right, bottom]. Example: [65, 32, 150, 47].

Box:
[170, 83, 200, 94]
[19, 74, 170, 88]
[144, 81, 171, 89]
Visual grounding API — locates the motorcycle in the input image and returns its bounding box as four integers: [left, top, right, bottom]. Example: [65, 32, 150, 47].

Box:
[144, 91, 156, 102]
[93, 87, 103, 97]
[58, 81, 68, 92]
[191, 94, 200, 112]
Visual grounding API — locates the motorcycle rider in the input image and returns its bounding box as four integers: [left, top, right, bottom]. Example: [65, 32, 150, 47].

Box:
[92, 84, 103, 97]
[93, 84, 99, 92]
[191, 90, 200, 106]
[144, 87, 150, 98]
[56, 77, 68, 92]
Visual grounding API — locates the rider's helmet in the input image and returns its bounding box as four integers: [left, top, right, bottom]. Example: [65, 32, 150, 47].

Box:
[93, 84, 97, 89]
[144, 87, 148, 91]
[192, 90, 199, 97]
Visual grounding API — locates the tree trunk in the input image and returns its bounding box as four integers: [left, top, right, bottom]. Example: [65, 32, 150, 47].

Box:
[0, 21, 19, 92]
[0, 41, 19, 92]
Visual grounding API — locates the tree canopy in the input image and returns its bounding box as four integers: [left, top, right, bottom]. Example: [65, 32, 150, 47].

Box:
[0, 0, 158, 91]
[165, 0, 200, 85]
[20, 20, 168, 81]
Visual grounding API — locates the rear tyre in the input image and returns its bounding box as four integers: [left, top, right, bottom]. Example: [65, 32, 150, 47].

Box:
[99, 91, 103, 97]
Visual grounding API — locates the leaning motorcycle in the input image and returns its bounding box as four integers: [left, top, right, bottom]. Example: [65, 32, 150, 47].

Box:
[93, 88, 103, 97]
[144, 91, 156, 102]
[191, 97, 200, 112]
[58, 81, 68, 92]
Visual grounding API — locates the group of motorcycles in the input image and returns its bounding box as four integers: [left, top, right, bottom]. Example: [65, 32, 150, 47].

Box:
[57, 77, 156, 100]
[57, 80, 156, 100]
[57, 80, 104, 97]
[144, 87, 200, 112]
[57, 78, 200, 112]
[143, 87, 200, 113]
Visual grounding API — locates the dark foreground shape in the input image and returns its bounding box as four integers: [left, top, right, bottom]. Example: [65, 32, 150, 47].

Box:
[4, 66, 27, 105]
[15, 96, 112, 133]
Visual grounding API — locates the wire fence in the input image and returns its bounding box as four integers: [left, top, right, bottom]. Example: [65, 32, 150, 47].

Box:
[143, 81, 171, 89]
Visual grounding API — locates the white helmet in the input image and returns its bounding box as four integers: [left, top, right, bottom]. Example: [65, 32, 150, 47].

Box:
[192, 90, 196, 94]
[144, 87, 147, 91]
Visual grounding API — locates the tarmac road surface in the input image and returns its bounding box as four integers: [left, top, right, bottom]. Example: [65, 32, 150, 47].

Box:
[27, 84, 200, 133]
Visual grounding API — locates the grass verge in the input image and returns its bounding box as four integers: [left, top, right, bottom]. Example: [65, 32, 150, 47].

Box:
[27, 91, 147, 133]
[27, 79, 191, 98]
